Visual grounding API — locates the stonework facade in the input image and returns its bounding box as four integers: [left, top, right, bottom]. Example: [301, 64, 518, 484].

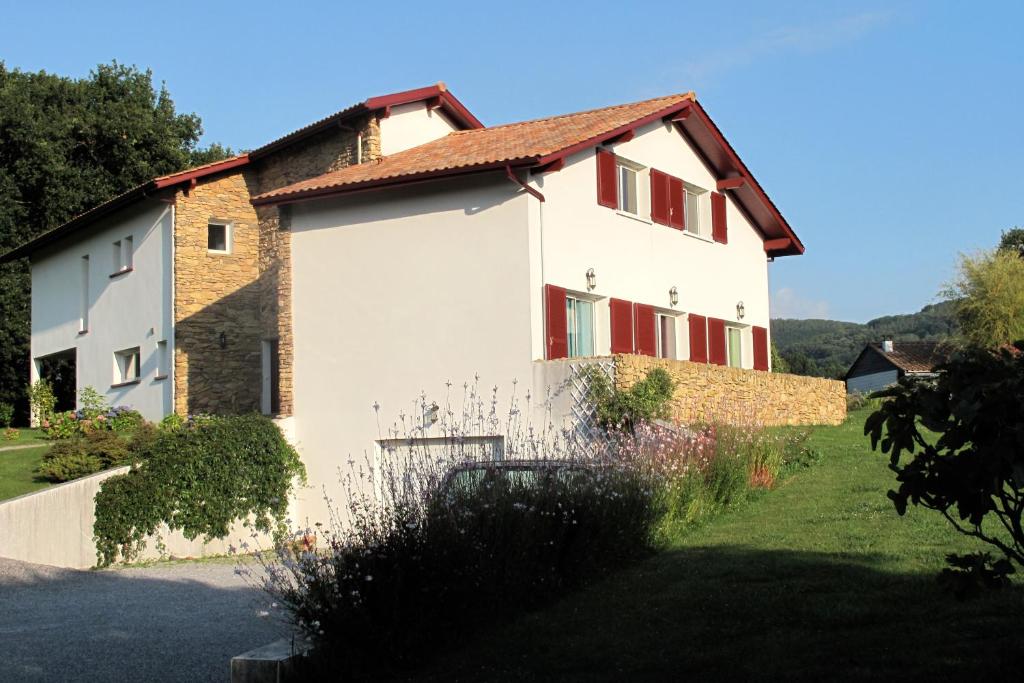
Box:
[170, 115, 382, 417]
[252, 115, 380, 416]
[613, 354, 846, 426]
[172, 171, 262, 415]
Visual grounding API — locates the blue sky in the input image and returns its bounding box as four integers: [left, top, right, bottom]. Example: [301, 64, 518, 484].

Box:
[3, 1, 1022, 322]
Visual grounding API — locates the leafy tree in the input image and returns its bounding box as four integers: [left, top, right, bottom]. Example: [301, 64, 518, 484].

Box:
[998, 227, 1024, 256]
[865, 344, 1024, 580]
[769, 343, 789, 373]
[0, 62, 230, 422]
[943, 250, 1024, 348]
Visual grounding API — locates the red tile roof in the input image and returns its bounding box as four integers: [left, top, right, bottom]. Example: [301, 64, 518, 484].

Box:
[250, 91, 804, 257]
[253, 93, 696, 203]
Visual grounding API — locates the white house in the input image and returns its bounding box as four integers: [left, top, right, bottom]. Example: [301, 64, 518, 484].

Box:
[4, 84, 805, 526]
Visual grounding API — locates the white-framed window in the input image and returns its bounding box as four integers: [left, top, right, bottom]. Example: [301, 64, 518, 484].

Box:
[684, 183, 708, 237]
[727, 327, 743, 368]
[208, 221, 232, 253]
[566, 295, 596, 358]
[657, 314, 677, 360]
[618, 164, 639, 215]
[615, 157, 649, 219]
[156, 340, 168, 379]
[112, 236, 133, 273]
[113, 347, 141, 385]
[79, 255, 89, 333]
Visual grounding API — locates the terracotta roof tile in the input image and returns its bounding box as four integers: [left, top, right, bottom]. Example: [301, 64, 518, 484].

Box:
[253, 92, 695, 203]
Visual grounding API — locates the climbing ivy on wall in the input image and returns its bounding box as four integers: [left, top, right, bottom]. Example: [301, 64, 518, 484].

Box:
[93, 414, 305, 567]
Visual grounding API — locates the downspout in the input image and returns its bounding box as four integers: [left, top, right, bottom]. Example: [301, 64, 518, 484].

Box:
[505, 164, 544, 203]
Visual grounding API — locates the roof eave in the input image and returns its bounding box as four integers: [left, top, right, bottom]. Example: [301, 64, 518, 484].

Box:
[251, 158, 539, 207]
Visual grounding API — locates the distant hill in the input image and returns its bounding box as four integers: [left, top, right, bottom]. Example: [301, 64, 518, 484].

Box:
[772, 301, 958, 379]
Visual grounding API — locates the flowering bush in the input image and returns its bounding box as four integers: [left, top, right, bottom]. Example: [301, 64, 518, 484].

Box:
[41, 391, 143, 440]
[252, 378, 818, 677]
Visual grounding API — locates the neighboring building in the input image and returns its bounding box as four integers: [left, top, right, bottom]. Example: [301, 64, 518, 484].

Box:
[844, 340, 950, 394]
[3, 83, 805, 524]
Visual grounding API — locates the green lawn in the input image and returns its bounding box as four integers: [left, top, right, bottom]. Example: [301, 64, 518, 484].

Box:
[410, 409, 1024, 681]
[0, 443, 51, 501]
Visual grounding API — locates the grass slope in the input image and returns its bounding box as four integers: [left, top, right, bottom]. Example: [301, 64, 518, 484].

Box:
[411, 410, 1024, 681]
[0, 444, 51, 500]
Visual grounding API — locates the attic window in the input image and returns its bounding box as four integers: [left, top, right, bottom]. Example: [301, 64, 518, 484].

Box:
[208, 222, 231, 253]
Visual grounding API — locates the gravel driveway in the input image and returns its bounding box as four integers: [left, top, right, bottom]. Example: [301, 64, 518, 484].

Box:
[0, 556, 288, 682]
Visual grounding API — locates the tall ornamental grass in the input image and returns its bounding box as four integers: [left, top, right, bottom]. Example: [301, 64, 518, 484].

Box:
[250, 379, 814, 678]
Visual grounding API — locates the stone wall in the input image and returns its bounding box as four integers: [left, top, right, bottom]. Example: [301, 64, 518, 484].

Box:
[169, 115, 381, 416]
[173, 171, 262, 415]
[613, 354, 846, 426]
[252, 115, 381, 415]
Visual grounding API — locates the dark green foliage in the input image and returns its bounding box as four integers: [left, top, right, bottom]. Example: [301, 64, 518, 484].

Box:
[0, 62, 230, 422]
[998, 227, 1024, 256]
[281, 465, 658, 678]
[772, 300, 957, 379]
[93, 414, 304, 567]
[38, 429, 135, 482]
[938, 552, 1015, 600]
[587, 366, 675, 430]
[865, 343, 1024, 571]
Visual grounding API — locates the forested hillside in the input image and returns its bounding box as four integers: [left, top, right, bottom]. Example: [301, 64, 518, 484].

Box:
[772, 300, 957, 379]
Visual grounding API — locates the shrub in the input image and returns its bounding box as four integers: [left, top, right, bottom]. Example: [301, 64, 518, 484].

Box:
[28, 379, 56, 426]
[865, 343, 1024, 579]
[38, 430, 135, 482]
[93, 414, 305, 567]
[587, 366, 675, 431]
[4, 428, 18, 441]
[37, 450, 103, 482]
[0, 401, 13, 428]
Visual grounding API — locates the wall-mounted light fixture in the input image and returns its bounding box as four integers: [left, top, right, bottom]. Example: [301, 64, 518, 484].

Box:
[736, 301, 746, 320]
[586, 268, 597, 291]
[219, 332, 228, 349]
[669, 286, 679, 307]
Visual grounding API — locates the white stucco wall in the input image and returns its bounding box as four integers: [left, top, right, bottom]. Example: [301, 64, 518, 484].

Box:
[379, 102, 460, 156]
[288, 175, 533, 524]
[30, 202, 173, 421]
[527, 119, 772, 368]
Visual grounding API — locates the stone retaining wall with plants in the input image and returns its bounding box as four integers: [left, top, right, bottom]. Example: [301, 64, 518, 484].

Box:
[613, 354, 846, 426]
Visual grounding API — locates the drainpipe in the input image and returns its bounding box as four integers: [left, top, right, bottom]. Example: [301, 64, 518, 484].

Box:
[505, 164, 544, 202]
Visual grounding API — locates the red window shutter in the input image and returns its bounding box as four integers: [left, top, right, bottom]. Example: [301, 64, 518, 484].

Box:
[650, 170, 670, 225]
[711, 191, 728, 243]
[596, 149, 618, 209]
[707, 317, 727, 365]
[609, 299, 635, 354]
[688, 314, 708, 363]
[753, 326, 769, 371]
[545, 284, 568, 360]
[669, 176, 685, 230]
[634, 304, 657, 356]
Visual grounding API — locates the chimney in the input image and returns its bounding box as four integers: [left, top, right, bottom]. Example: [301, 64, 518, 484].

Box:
[882, 339, 894, 353]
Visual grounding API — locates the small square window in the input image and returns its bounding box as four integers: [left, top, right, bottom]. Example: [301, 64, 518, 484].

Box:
[112, 236, 133, 273]
[113, 347, 141, 385]
[208, 222, 231, 253]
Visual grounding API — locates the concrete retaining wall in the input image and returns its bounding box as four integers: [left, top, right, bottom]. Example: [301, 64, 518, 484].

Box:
[0, 467, 270, 569]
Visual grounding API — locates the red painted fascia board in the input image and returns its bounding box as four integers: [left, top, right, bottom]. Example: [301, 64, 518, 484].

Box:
[681, 102, 804, 256]
[153, 154, 250, 189]
[251, 159, 538, 207]
[366, 86, 483, 130]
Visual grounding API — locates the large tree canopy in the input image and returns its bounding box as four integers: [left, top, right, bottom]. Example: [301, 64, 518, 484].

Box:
[0, 62, 230, 421]
[943, 249, 1024, 349]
